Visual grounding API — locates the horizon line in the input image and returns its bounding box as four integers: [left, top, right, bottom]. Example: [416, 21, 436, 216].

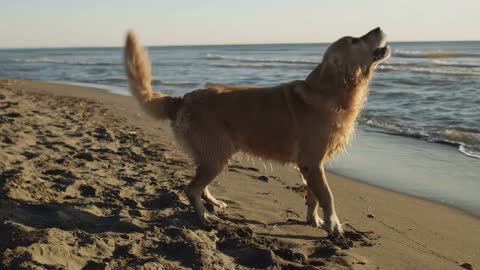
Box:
[1, 39, 479, 50]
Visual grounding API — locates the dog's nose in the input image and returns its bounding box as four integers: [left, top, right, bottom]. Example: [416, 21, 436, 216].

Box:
[369, 27, 382, 36]
[364, 27, 382, 38]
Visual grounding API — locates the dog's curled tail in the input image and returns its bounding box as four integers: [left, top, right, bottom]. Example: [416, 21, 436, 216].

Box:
[124, 30, 182, 120]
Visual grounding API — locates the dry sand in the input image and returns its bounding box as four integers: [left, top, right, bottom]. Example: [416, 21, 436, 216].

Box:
[1, 79, 479, 270]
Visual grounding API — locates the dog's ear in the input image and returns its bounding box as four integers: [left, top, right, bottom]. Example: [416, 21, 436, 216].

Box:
[306, 60, 344, 96]
[306, 60, 362, 110]
[321, 60, 343, 94]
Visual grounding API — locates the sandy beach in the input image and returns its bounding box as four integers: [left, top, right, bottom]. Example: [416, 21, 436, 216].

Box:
[1, 79, 479, 270]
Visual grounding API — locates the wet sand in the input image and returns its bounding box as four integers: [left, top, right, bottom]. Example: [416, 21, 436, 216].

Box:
[1, 79, 479, 270]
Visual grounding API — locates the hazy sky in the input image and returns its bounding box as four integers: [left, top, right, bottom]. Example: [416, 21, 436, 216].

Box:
[0, 0, 479, 48]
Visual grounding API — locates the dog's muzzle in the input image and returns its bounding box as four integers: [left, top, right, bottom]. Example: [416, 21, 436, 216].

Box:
[367, 27, 391, 62]
[373, 45, 390, 61]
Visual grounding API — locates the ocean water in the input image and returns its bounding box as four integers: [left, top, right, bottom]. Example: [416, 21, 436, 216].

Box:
[1, 41, 479, 215]
[1, 42, 479, 159]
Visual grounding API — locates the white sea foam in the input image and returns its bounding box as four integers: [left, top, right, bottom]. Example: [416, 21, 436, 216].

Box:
[14, 57, 118, 65]
[378, 64, 480, 76]
[205, 53, 319, 64]
[208, 63, 313, 69]
[154, 80, 197, 86]
[431, 60, 480, 67]
[458, 145, 480, 159]
[363, 119, 480, 159]
[393, 49, 480, 59]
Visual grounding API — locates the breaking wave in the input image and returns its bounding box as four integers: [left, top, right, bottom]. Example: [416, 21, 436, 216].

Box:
[205, 53, 319, 65]
[378, 65, 480, 76]
[99, 78, 197, 87]
[361, 118, 480, 159]
[154, 80, 198, 86]
[13, 57, 119, 66]
[393, 50, 480, 59]
[209, 63, 313, 69]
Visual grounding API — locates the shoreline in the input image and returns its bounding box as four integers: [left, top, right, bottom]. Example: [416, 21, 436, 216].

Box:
[1, 79, 479, 269]
[330, 169, 480, 220]
[32, 79, 480, 218]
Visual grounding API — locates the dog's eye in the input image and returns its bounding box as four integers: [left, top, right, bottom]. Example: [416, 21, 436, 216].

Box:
[351, 38, 359, 44]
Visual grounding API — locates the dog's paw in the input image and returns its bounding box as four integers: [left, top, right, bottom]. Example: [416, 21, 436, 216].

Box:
[214, 200, 228, 209]
[323, 213, 344, 235]
[306, 214, 324, 228]
[200, 212, 221, 224]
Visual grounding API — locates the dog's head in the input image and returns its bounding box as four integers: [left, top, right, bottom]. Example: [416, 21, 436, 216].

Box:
[306, 28, 390, 109]
[323, 27, 390, 81]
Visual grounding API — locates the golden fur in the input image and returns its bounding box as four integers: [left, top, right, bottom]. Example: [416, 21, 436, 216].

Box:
[124, 28, 390, 235]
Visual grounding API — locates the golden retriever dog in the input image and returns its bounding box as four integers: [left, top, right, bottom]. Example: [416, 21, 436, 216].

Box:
[124, 28, 390, 235]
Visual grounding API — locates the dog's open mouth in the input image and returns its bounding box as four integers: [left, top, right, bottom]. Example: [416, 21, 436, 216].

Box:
[373, 45, 391, 61]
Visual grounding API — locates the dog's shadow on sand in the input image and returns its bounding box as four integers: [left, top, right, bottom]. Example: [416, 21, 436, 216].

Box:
[0, 198, 144, 234]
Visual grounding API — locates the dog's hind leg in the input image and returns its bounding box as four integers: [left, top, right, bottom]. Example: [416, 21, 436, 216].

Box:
[202, 186, 228, 208]
[185, 161, 227, 224]
[299, 162, 343, 235]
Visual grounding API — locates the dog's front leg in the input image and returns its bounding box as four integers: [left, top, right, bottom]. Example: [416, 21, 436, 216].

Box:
[301, 174, 324, 227]
[299, 163, 343, 235]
